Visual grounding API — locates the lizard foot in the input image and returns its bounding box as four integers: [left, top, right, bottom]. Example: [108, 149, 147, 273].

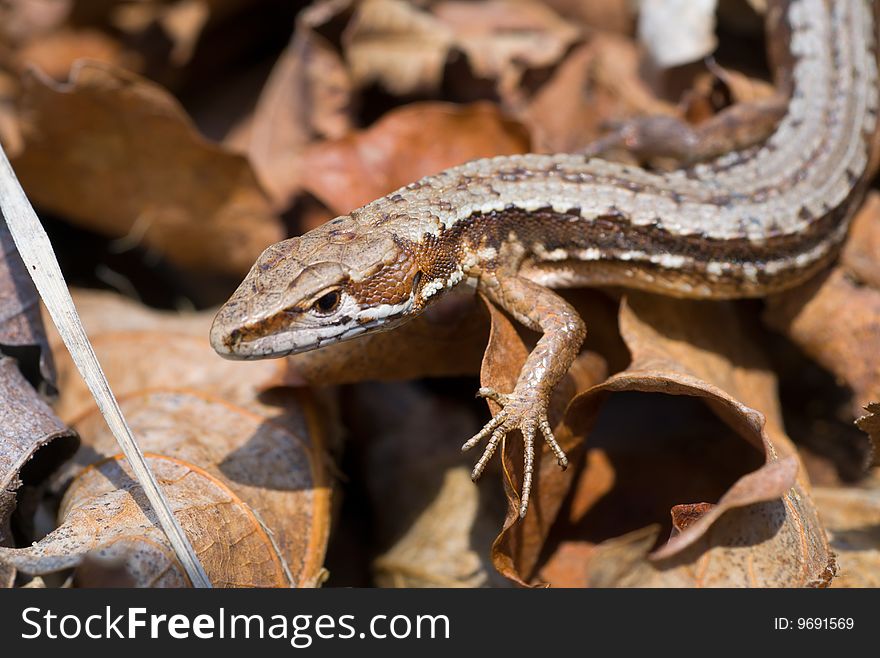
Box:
[462, 386, 568, 518]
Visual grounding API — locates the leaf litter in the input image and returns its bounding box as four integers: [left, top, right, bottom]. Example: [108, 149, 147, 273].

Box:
[0, 0, 878, 588]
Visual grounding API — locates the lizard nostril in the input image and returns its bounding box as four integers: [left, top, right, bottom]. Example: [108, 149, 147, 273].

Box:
[210, 312, 237, 356]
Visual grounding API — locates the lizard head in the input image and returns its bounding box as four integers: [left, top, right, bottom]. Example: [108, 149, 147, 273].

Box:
[210, 217, 441, 359]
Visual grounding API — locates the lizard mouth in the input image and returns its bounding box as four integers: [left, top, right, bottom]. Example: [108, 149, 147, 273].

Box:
[210, 326, 303, 360]
[209, 313, 304, 360]
[209, 307, 369, 360]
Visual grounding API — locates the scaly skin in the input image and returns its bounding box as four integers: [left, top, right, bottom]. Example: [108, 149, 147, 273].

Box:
[211, 0, 879, 518]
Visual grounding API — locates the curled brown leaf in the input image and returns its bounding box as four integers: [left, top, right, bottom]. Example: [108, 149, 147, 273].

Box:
[527, 294, 831, 587]
[0, 357, 77, 549]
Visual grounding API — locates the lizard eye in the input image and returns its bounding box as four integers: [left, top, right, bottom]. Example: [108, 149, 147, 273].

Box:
[312, 290, 341, 314]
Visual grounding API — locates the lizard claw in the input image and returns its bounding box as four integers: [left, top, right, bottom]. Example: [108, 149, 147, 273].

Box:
[463, 387, 568, 518]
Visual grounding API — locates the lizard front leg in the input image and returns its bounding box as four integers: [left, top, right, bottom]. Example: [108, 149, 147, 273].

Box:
[463, 273, 586, 518]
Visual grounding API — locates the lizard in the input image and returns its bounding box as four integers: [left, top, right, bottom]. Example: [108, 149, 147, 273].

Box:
[211, 0, 879, 519]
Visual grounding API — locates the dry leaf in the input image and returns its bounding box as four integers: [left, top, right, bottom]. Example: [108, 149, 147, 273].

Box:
[765, 196, 880, 454]
[12, 60, 282, 275]
[238, 1, 354, 210]
[346, 381, 510, 588]
[342, 0, 580, 104]
[542, 0, 634, 34]
[523, 34, 677, 153]
[299, 102, 530, 215]
[1, 448, 325, 587]
[765, 269, 880, 418]
[42, 289, 291, 422]
[530, 294, 831, 587]
[0, 0, 876, 592]
[480, 292, 611, 586]
[0, 357, 77, 548]
[106, 0, 215, 67]
[373, 467, 498, 587]
[28, 289, 333, 587]
[430, 0, 580, 106]
[1, 221, 55, 386]
[813, 484, 880, 588]
[841, 192, 880, 290]
[343, 0, 453, 96]
[76, 389, 328, 587]
[0, 209, 72, 570]
[0, 72, 19, 156]
[683, 65, 776, 119]
[670, 502, 715, 534]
